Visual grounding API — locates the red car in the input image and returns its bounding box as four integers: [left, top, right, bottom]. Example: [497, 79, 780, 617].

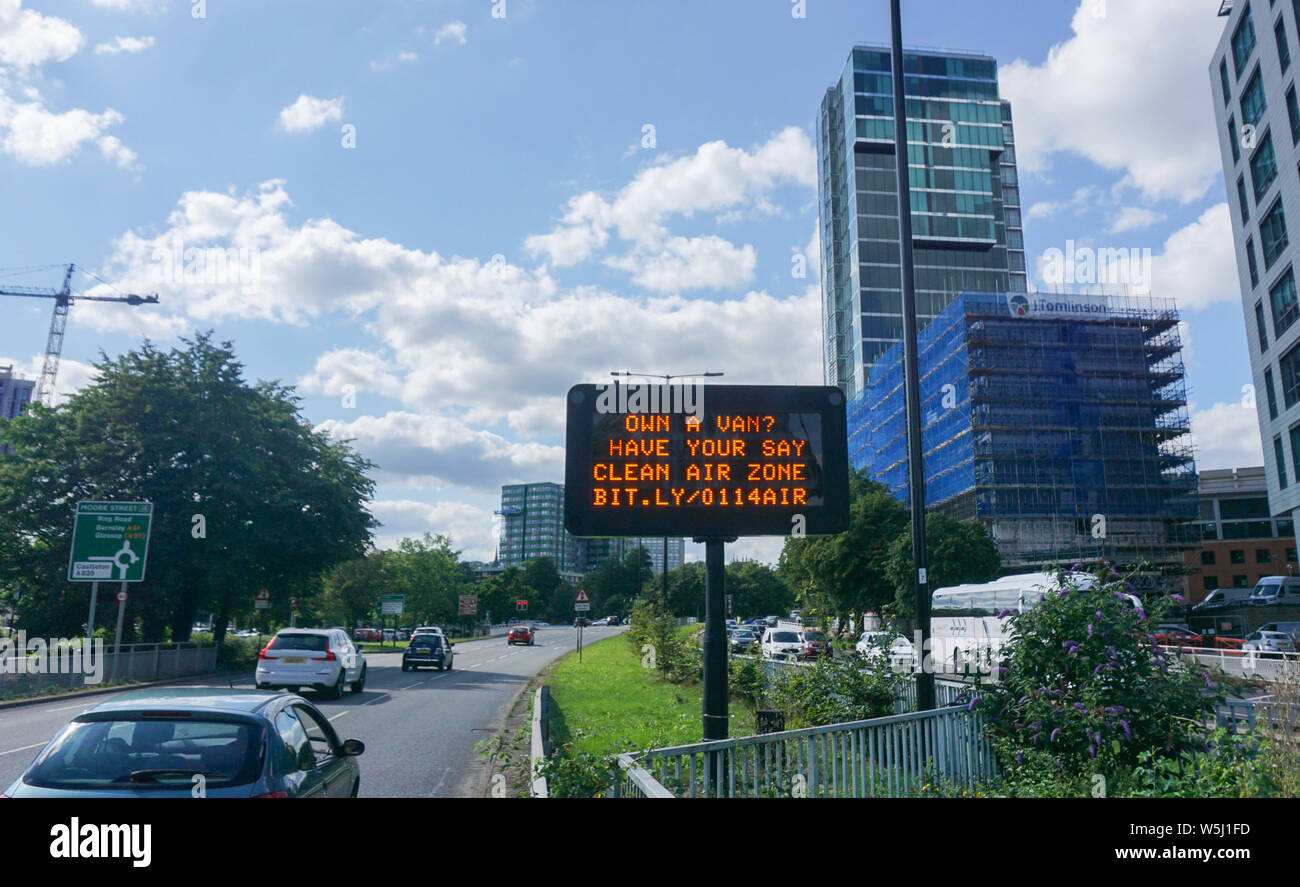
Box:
[508, 625, 535, 646]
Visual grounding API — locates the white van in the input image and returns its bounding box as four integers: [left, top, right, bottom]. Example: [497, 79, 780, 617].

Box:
[1192, 587, 1254, 611]
[1248, 576, 1300, 606]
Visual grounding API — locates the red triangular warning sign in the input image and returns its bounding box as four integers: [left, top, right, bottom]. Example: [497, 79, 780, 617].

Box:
[574, 589, 590, 603]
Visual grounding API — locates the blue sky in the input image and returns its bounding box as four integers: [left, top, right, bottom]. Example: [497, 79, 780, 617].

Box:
[0, 0, 1257, 563]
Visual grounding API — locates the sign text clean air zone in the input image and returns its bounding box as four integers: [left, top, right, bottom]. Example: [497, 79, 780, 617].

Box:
[565, 384, 849, 537]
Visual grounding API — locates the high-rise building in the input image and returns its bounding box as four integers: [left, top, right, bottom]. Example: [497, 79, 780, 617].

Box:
[496, 483, 582, 576]
[818, 45, 1026, 401]
[0, 366, 35, 456]
[495, 482, 684, 579]
[849, 292, 1198, 585]
[1211, 0, 1300, 553]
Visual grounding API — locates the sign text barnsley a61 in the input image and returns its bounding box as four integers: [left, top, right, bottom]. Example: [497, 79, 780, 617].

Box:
[564, 384, 849, 538]
[67, 501, 153, 583]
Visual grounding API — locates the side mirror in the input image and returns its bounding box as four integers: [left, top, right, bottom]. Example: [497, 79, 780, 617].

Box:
[342, 738, 365, 756]
[449, 642, 455, 648]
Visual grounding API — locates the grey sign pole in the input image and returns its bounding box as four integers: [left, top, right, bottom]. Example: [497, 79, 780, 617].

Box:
[87, 581, 99, 638]
[113, 582, 127, 654]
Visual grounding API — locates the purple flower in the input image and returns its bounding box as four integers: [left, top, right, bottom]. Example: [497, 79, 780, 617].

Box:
[1087, 624, 1095, 638]
[996, 608, 1014, 619]
[1170, 594, 1185, 603]
[1072, 702, 1085, 710]
[1018, 695, 1030, 705]
[967, 696, 979, 711]
[1071, 562, 1083, 572]
[1119, 720, 1132, 740]
[1050, 728, 1062, 743]
[1015, 753, 1023, 765]
[1093, 664, 1104, 675]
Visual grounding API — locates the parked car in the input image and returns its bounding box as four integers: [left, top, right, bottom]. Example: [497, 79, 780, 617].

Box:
[761, 628, 803, 660]
[256, 628, 367, 698]
[592, 617, 609, 626]
[1152, 625, 1203, 651]
[729, 629, 759, 653]
[1249, 576, 1300, 606]
[1243, 630, 1296, 657]
[855, 632, 915, 669]
[2, 689, 365, 798]
[353, 627, 381, 643]
[508, 625, 535, 646]
[796, 629, 832, 659]
[606, 616, 621, 626]
[533, 622, 551, 628]
[401, 634, 454, 671]
[574, 617, 591, 627]
[395, 629, 412, 642]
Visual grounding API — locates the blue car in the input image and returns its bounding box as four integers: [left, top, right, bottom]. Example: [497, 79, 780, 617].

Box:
[3, 688, 365, 798]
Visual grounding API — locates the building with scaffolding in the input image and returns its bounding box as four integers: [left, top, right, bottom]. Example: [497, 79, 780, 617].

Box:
[849, 292, 1199, 583]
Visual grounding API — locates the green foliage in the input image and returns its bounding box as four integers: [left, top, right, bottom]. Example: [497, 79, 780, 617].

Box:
[778, 470, 907, 624]
[767, 654, 898, 728]
[624, 599, 699, 683]
[0, 334, 376, 643]
[728, 653, 766, 708]
[885, 512, 1000, 618]
[1119, 730, 1272, 798]
[724, 561, 795, 618]
[976, 567, 1221, 788]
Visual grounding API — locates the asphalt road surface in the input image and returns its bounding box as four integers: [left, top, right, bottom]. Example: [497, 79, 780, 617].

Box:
[0, 625, 621, 797]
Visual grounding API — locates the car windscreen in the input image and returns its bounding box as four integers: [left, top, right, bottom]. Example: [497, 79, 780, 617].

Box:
[25, 717, 263, 790]
[771, 632, 799, 643]
[803, 632, 826, 642]
[409, 638, 440, 650]
[269, 633, 328, 652]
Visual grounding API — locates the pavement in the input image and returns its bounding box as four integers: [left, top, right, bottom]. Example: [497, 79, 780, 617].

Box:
[0, 624, 622, 798]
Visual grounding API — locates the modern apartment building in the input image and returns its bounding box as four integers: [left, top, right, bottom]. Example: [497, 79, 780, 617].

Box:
[1211, 0, 1300, 547]
[1183, 465, 1297, 603]
[0, 366, 35, 456]
[818, 45, 1027, 401]
[849, 292, 1198, 584]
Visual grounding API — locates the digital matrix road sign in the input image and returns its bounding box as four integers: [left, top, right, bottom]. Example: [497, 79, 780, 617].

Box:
[564, 384, 849, 538]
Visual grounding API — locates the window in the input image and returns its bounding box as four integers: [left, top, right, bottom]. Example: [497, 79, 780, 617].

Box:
[1259, 548, 1274, 563]
[1258, 301, 1270, 351]
[1234, 575, 1251, 588]
[1271, 266, 1299, 336]
[1267, 366, 1281, 417]
[1280, 17, 1293, 71]
[1290, 86, 1300, 144]
[1242, 69, 1268, 127]
[1234, 6, 1258, 75]
[1231, 549, 1247, 564]
[1289, 547, 1299, 562]
[1290, 421, 1300, 485]
[1262, 199, 1290, 269]
[1251, 130, 1278, 201]
[1230, 114, 1242, 164]
[1202, 550, 1217, 566]
[1238, 175, 1252, 224]
[1250, 240, 1262, 289]
[1277, 434, 1290, 489]
[1221, 58, 1233, 106]
[1205, 576, 1221, 591]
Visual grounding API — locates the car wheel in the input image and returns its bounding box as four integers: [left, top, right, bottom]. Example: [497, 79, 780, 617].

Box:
[446, 658, 452, 671]
[350, 778, 359, 798]
[325, 669, 345, 700]
[401, 663, 409, 672]
[351, 665, 366, 693]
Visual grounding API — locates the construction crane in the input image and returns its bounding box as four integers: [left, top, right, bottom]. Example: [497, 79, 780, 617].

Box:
[0, 263, 159, 406]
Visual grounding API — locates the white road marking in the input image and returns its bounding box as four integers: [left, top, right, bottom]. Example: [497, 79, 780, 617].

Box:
[327, 711, 349, 722]
[0, 742, 47, 756]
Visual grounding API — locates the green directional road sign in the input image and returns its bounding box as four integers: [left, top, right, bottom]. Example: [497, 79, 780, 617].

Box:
[68, 501, 153, 583]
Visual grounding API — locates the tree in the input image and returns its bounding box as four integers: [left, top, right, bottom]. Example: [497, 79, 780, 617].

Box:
[0, 334, 377, 643]
[317, 552, 388, 630]
[884, 512, 1001, 618]
[724, 561, 794, 619]
[778, 469, 907, 625]
[384, 534, 467, 625]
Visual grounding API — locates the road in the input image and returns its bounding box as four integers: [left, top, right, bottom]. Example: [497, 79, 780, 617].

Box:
[0, 625, 621, 797]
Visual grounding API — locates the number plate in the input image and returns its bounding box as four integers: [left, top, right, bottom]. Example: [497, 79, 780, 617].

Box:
[282, 657, 306, 664]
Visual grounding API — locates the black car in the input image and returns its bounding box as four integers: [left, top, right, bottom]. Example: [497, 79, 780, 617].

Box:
[401, 635, 454, 671]
[606, 615, 622, 626]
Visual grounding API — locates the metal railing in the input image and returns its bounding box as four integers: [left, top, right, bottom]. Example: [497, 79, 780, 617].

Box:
[0, 642, 217, 698]
[610, 704, 996, 798]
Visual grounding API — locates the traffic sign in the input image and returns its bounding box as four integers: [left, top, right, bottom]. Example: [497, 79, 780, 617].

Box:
[68, 501, 153, 583]
[459, 595, 478, 616]
[564, 384, 849, 537]
[290, 598, 299, 611]
[516, 600, 528, 612]
[116, 590, 127, 603]
[380, 595, 405, 615]
[574, 589, 590, 604]
[574, 602, 591, 612]
[255, 588, 270, 610]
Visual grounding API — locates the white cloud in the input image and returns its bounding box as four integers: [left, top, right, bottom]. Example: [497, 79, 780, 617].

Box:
[434, 21, 467, 46]
[97, 134, 137, 168]
[370, 51, 419, 71]
[1150, 203, 1238, 311]
[0, 1, 83, 70]
[0, 91, 127, 165]
[0, 354, 99, 406]
[317, 411, 563, 493]
[277, 94, 343, 133]
[93, 35, 154, 55]
[1108, 206, 1165, 234]
[299, 348, 405, 401]
[1191, 401, 1264, 471]
[369, 499, 497, 560]
[1000, 0, 1225, 202]
[603, 235, 756, 293]
[526, 127, 815, 270]
[89, 0, 169, 11]
[1026, 201, 1061, 221]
